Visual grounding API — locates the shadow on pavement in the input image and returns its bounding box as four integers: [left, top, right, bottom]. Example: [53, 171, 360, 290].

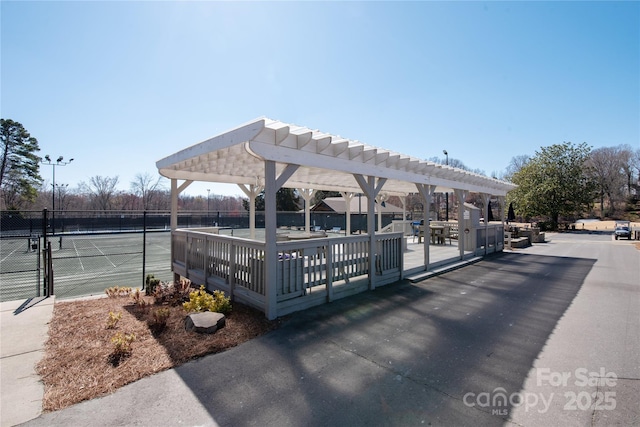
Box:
[173, 251, 595, 426]
[12, 296, 49, 315]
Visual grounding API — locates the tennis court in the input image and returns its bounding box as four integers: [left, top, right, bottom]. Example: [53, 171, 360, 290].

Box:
[0, 232, 173, 302]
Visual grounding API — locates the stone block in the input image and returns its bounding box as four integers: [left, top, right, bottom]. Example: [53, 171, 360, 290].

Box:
[185, 312, 226, 334]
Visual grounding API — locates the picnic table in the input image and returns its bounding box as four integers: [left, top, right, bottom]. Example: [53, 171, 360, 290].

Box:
[417, 225, 446, 244]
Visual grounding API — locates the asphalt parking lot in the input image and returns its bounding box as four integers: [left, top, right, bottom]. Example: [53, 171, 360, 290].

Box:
[21, 232, 640, 426]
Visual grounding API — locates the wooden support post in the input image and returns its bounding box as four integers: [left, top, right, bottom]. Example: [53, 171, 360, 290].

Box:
[340, 192, 355, 235]
[454, 189, 468, 260]
[264, 160, 278, 320]
[297, 188, 315, 233]
[238, 184, 263, 240]
[415, 184, 436, 270]
[353, 174, 386, 290]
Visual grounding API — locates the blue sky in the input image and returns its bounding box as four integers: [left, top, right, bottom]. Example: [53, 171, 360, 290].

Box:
[2, 1, 638, 197]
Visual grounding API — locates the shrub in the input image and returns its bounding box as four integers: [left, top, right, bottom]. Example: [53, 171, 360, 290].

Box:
[105, 286, 132, 298]
[152, 281, 170, 304]
[176, 278, 192, 296]
[183, 286, 231, 314]
[106, 311, 122, 329]
[145, 274, 160, 296]
[131, 288, 149, 312]
[111, 332, 135, 357]
[149, 308, 171, 332]
[152, 278, 193, 306]
[210, 290, 232, 314]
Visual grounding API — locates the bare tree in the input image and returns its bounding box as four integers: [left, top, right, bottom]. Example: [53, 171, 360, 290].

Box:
[149, 189, 170, 210]
[428, 156, 487, 176]
[54, 183, 71, 212]
[503, 154, 530, 182]
[113, 192, 137, 211]
[618, 144, 636, 196]
[586, 147, 627, 218]
[79, 176, 119, 211]
[632, 148, 640, 202]
[428, 156, 468, 170]
[130, 172, 165, 210]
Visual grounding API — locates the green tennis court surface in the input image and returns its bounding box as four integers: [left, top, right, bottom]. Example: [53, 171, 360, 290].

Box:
[1, 232, 173, 302]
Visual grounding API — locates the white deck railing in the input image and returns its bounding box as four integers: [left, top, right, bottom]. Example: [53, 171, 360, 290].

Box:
[171, 229, 403, 317]
[475, 224, 505, 255]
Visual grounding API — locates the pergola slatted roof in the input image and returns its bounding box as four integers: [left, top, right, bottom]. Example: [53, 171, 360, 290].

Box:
[156, 117, 516, 196]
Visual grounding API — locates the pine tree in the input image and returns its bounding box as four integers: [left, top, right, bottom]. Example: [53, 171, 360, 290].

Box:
[0, 119, 42, 209]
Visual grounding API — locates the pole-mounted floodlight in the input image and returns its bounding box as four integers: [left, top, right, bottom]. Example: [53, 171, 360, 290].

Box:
[41, 155, 74, 234]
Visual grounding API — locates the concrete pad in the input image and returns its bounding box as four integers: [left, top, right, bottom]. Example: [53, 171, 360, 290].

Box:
[0, 296, 55, 427]
[19, 368, 219, 427]
[1, 350, 46, 427]
[1, 297, 55, 358]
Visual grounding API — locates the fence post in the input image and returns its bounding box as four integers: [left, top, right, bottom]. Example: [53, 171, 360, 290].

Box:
[47, 242, 54, 296]
[42, 241, 54, 297]
[142, 211, 147, 290]
[42, 209, 48, 295]
[36, 238, 41, 297]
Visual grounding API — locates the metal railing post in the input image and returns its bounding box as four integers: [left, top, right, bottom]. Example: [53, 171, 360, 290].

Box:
[36, 238, 41, 297]
[42, 209, 48, 295]
[45, 242, 53, 296]
[142, 211, 147, 290]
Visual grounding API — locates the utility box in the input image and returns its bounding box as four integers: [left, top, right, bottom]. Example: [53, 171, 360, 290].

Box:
[462, 203, 480, 251]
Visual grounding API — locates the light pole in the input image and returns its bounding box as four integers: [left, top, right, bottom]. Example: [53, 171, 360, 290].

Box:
[443, 150, 449, 221]
[41, 155, 73, 234]
[55, 183, 69, 212]
[207, 189, 210, 223]
[55, 183, 69, 233]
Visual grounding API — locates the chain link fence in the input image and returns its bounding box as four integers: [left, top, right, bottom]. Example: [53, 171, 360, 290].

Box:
[1, 209, 402, 302]
[0, 210, 174, 302]
[0, 210, 46, 301]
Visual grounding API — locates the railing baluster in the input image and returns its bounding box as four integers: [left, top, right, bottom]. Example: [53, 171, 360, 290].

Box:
[172, 229, 405, 316]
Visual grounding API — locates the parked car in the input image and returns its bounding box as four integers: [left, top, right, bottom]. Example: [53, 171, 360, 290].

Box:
[614, 221, 631, 240]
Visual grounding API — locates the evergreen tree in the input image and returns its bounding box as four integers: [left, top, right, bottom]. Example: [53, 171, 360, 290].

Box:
[0, 119, 42, 209]
[242, 188, 301, 211]
[509, 142, 595, 229]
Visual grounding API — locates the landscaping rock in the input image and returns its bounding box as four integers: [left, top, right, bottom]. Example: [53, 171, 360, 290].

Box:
[185, 312, 226, 334]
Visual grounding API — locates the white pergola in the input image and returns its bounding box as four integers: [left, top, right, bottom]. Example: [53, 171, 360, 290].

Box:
[157, 117, 515, 196]
[156, 117, 516, 318]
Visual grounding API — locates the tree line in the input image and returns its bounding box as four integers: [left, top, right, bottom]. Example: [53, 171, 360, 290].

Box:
[4, 169, 246, 213]
[505, 142, 639, 228]
[0, 119, 246, 212]
[2, 118, 639, 228]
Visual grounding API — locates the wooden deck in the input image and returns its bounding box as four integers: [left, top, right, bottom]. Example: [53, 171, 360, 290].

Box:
[171, 225, 504, 318]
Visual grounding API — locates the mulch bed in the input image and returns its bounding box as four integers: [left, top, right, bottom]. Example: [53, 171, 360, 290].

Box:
[36, 293, 282, 411]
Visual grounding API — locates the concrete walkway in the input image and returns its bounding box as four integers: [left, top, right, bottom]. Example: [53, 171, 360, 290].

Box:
[0, 296, 55, 427]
